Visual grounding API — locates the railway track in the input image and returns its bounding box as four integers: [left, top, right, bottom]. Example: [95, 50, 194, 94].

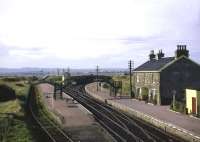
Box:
[64, 85, 185, 142]
[28, 85, 73, 142]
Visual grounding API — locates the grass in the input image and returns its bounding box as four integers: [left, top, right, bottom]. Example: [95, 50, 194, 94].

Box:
[33, 85, 61, 125]
[0, 100, 21, 113]
[46, 75, 63, 84]
[6, 118, 34, 142]
[0, 77, 35, 142]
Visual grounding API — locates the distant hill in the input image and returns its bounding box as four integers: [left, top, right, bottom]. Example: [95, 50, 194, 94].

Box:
[0, 67, 128, 76]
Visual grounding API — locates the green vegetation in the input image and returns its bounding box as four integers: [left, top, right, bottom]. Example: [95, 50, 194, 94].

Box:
[102, 83, 109, 89]
[0, 114, 12, 142]
[170, 101, 186, 114]
[1, 77, 27, 82]
[0, 77, 35, 142]
[0, 84, 16, 102]
[33, 85, 61, 124]
[46, 75, 63, 84]
[112, 75, 131, 95]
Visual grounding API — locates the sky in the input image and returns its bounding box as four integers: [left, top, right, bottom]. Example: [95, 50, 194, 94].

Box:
[0, 0, 200, 69]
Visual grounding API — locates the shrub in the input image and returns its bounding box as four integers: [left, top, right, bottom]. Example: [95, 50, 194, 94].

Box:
[15, 83, 25, 87]
[0, 85, 16, 102]
[102, 83, 109, 89]
[170, 101, 185, 113]
[2, 77, 26, 82]
[30, 76, 38, 81]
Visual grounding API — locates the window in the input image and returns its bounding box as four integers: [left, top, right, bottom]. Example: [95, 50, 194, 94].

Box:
[137, 75, 139, 83]
[153, 73, 159, 83]
[145, 73, 152, 84]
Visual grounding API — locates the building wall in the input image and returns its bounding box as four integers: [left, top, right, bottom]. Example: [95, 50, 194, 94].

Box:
[196, 91, 200, 116]
[186, 89, 198, 114]
[198, 91, 200, 116]
[160, 57, 200, 105]
[134, 72, 161, 104]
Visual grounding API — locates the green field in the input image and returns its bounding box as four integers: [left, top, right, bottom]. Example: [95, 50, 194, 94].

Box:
[45, 75, 63, 84]
[0, 77, 35, 142]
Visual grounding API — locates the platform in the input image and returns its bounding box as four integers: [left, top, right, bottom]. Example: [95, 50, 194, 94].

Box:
[37, 83, 115, 142]
[86, 82, 200, 142]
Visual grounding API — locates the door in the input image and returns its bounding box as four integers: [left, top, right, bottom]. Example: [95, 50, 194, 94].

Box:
[136, 88, 140, 97]
[192, 97, 196, 114]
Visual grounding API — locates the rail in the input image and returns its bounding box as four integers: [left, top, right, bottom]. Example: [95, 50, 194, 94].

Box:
[28, 85, 73, 142]
[64, 85, 185, 142]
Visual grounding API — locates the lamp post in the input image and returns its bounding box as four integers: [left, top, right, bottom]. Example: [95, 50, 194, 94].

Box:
[96, 65, 99, 91]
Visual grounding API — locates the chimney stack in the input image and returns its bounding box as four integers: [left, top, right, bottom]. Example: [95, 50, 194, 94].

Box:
[149, 50, 156, 61]
[157, 50, 164, 60]
[175, 45, 189, 58]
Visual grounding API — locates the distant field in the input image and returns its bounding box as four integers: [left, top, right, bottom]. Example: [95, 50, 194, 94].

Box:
[0, 77, 35, 142]
[45, 75, 63, 84]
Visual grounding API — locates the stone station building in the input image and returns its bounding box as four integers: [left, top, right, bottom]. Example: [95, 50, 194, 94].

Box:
[133, 45, 200, 105]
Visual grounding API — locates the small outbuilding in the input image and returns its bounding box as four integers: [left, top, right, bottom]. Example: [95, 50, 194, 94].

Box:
[186, 88, 200, 115]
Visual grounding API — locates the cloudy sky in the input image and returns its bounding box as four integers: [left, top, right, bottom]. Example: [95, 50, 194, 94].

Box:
[0, 0, 200, 69]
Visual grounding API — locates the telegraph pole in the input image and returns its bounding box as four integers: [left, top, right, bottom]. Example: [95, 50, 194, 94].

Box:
[128, 60, 134, 98]
[57, 68, 60, 76]
[96, 65, 99, 91]
[62, 68, 65, 75]
[67, 67, 70, 75]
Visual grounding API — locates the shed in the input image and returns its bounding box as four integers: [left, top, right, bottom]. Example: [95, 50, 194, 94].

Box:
[185, 88, 200, 115]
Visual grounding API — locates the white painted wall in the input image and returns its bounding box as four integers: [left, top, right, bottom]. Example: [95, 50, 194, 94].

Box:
[186, 89, 197, 114]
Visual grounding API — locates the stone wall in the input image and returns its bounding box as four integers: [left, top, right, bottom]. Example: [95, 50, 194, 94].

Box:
[133, 72, 160, 104]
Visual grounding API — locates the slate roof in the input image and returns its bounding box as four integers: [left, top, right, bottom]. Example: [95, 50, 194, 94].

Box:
[134, 57, 175, 71]
[186, 82, 200, 91]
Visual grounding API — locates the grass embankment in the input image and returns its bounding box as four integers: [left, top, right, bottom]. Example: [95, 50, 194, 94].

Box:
[25, 84, 68, 141]
[0, 77, 34, 142]
[33, 85, 62, 125]
[112, 75, 133, 96]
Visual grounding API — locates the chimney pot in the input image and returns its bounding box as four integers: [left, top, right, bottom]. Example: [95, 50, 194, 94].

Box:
[157, 49, 164, 60]
[149, 50, 156, 61]
[175, 44, 189, 58]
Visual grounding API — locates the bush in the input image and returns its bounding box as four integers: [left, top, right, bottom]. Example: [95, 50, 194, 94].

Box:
[0, 85, 16, 102]
[170, 101, 185, 113]
[15, 83, 25, 87]
[30, 76, 38, 81]
[102, 83, 109, 89]
[2, 77, 26, 82]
